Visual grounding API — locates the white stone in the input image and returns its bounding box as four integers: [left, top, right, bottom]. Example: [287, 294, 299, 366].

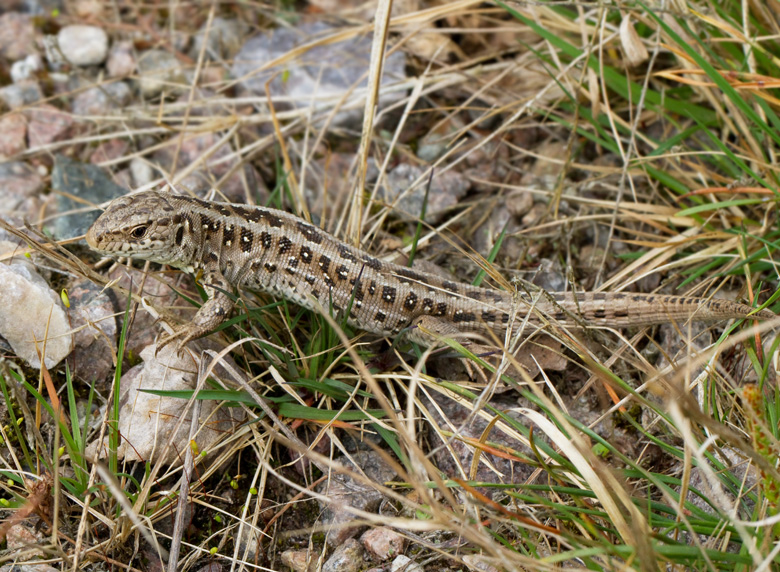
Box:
[57, 25, 108, 66]
[390, 556, 423, 572]
[0, 246, 73, 369]
[130, 158, 155, 187]
[10, 54, 41, 83]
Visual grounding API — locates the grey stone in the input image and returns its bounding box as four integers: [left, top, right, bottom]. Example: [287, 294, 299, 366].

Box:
[49, 155, 127, 240]
[137, 49, 188, 98]
[72, 81, 132, 115]
[192, 17, 247, 60]
[322, 538, 364, 572]
[0, 80, 42, 109]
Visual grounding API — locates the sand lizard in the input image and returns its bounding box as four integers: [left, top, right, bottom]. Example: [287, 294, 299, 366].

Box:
[85, 190, 777, 350]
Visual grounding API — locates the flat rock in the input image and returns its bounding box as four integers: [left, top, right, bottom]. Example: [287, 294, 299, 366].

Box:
[232, 20, 406, 129]
[49, 155, 127, 240]
[0, 244, 73, 369]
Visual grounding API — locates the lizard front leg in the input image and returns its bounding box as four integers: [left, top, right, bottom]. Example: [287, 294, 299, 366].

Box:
[156, 269, 234, 353]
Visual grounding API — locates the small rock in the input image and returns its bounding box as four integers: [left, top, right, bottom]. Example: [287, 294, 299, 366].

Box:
[0, 162, 44, 211]
[462, 555, 502, 572]
[232, 21, 406, 129]
[86, 344, 246, 463]
[10, 53, 42, 82]
[0, 244, 73, 369]
[390, 555, 423, 572]
[317, 450, 398, 547]
[0, 80, 43, 109]
[0, 13, 37, 61]
[381, 163, 470, 221]
[67, 280, 117, 383]
[130, 158, 155, 187]
[57, 25, 109, 66]
[0, 114, 28, 158]
[89, 138, 129, 164]
[506, 190, 534, 218]
[106, 40, 135, 77]
[192, 17, 247, 60]
[49, 155, 128, 240]
[322, 538, 364, 572]
[5, 523, 44, 554]
[361, 527, 406, 561]
[72, 82, 132, 115]
[137, 49, 187, 98]
[26, 104, 74, 148]
[280, 550, 317, 572]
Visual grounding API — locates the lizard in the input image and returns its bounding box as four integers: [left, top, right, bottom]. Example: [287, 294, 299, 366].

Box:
[85, 190, 778, 351]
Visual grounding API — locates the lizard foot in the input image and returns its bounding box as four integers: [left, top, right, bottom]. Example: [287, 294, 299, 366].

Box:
[155, 325, 209, 356]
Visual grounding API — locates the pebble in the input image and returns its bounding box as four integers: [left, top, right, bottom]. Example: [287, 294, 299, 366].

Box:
[322, 538, 364, 572]
[57, 25, 109, 66]
[106, 40, 135, 77]
[0, 13, 37, 61]
[280, 550, 316, 572]
[130, 157, 155, 187]
[192, 17, 246, 60]
[26, 104, 75, 148]
[390, 555, 423, 572]
[0, 162, 44, 210]
[72, 81, 132, 115]
[137, 49, 187, 97]
[0, 80, 42, 109]
[361, 527, 406, 561]
[10, 53, 42, 82]
[0, 114, 28, 158]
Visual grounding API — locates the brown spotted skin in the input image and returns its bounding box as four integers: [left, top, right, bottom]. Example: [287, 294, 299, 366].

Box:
[85, 190, 778, 349]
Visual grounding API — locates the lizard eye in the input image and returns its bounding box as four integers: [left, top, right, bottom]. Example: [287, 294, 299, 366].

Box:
[131, 225, 148, 239]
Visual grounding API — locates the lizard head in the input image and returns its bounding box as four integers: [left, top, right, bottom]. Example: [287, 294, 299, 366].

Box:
[86, 190, 181, 264]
